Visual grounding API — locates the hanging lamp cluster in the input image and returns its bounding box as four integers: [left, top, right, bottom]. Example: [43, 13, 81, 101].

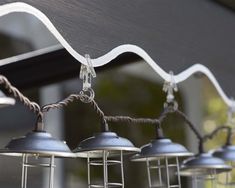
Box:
[0, 57, 234, 188]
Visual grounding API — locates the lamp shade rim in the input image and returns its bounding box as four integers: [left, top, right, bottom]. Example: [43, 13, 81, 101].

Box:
[74, 147, 140, 158]
[0, 90, 15, 107]
[2, 131, 74, 158]
[179, 165, 232, 176]
[74, 131, 140, 158]
[131, 138, 192, 161]
[131, 152, 193, 161]
[211, 145, 235, 161]
[0, 149, 76, 158]
[0, 97, 15, 107]
[180, 153, 232, 176]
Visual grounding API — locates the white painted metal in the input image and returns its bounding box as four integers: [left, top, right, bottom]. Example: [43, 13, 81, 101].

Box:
[0, 2, 233, 108]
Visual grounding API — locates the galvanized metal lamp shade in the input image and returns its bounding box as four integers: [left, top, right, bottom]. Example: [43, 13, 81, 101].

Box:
[0, 90, 15, 107]
[1, 131, 75, 188]
[212, 145, 235, 185]
[212, 145, 235, 164]
[3, 131, 74, 157]
[180, 153, 231, 188]
[131, 138, 193, 188]
[74, 131, 140, 188]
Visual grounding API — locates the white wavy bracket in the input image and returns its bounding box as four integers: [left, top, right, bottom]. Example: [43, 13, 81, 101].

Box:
[0, 2, 234, 107]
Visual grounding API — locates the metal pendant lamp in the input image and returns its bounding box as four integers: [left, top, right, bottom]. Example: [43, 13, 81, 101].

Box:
[180, 152, 231, 188]
[212, 144, 235, 185]
[131, 127, 193, 188]
[74, 123, 140, 188]
[0, 121, 75, 188]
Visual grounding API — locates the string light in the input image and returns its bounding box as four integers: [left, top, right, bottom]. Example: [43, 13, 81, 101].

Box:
[0, 64, 233, 188]
[0, 75, 75, 188]
[2, 121, 75, 188]
[131, 125, 193, 188]
[209, 126, 235, 186]
[180, 126, 232, 188]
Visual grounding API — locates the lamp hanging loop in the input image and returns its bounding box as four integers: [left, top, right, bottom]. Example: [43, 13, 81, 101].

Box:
[79, 54, 96, 103]
[163, 71, 178, 110]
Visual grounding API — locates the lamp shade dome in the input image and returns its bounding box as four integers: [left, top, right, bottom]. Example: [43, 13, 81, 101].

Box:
[74, 132, 140, 158]
[131, 138, 193, 161]
[212, 145, 235, 161]
[180, 153, 231, 176]
[1, 131, 75, 157]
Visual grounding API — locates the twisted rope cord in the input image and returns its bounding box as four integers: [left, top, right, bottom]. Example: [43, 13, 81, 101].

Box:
[42, 91, 205, 150]
[0, 75, 41, 117]
[0, 74, 226, 147]
[203, 125, 232, 145]
[42, 94, 80, 112]
[42, 93, 105, 120]
[175, 109, 203, 140]
[43, 94, 174, 127]
[103, 106, 171, 125]
[42, 93, 168, 126]
[104, 116, 160, 125]
[174, 109, 205, 153]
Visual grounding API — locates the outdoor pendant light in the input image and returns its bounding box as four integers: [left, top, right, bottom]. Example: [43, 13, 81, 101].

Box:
[212, 145, 235, 186]
[0, 74, 76, 188]
[131, 126, 193, 188]
[0, 121, 75, 188]
[74, 123, 140, 188]
[180, 125, 232, 188]
[180, 152, 231, 188]
[210, 126, 235, 186]
[130, 76, 194, 188]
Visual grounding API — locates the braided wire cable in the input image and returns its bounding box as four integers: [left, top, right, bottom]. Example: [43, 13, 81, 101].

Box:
[0, 75, 42, 117]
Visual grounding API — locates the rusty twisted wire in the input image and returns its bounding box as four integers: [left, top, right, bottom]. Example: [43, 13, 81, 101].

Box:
[0, 75, 42, 118]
